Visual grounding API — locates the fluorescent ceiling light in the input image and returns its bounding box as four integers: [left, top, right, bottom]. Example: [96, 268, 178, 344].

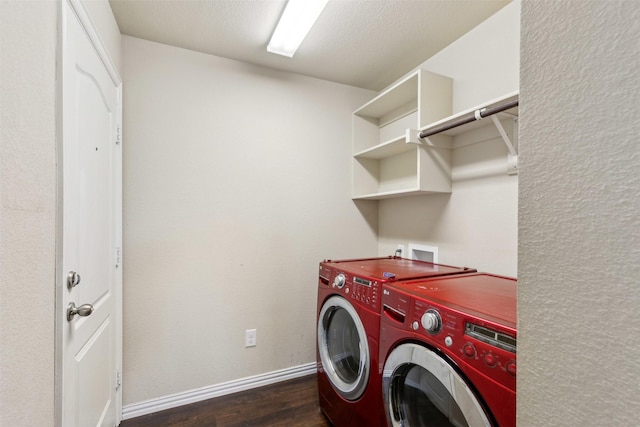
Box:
[267, 0, 329, 58]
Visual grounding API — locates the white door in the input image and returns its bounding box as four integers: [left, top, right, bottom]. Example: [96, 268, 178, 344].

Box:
[59, 1, 122, 426]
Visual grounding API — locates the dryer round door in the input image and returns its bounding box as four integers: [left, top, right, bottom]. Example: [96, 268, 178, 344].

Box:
[382, 343, 492, 427]
[317, 295, 370, 401]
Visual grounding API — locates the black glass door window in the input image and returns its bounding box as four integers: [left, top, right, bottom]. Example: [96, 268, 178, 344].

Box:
[326, 307, 361, 384]
[392, 365, 468, 426]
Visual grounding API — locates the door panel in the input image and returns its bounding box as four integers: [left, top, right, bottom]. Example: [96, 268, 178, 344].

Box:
[77, 318, 114, 427]
[60, 1, 122, 426]
[76, 60, 113, 308]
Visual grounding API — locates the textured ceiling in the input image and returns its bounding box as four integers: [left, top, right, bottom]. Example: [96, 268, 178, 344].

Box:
[109, 0, 510, 91]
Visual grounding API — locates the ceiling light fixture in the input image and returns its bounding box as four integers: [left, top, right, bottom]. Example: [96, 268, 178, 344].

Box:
[267, 0, 329, 58]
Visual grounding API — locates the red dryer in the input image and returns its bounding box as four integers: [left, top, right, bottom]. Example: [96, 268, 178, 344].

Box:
[380, 273, 517, 427]
[316, 257, 475, 427]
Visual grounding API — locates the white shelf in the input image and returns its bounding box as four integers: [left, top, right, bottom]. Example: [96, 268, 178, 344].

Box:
[354, 135, 411, 160]
[354, 72, 419, 123]
[352, 188, 429, 201]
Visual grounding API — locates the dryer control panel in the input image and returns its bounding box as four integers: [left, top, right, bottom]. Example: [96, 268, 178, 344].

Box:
[409, 298, 517, 391]
[349, 275, 379, 310]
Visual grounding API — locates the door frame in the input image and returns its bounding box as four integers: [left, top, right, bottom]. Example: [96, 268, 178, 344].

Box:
[54, 0, 123, 424]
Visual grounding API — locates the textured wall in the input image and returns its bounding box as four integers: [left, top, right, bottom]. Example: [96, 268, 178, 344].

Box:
[0, 1, 57, 426]
[121, 36, 377, 405]
[519, 1, 640, 425]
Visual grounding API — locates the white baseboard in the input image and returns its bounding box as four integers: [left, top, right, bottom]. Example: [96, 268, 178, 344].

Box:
[122, 362, 317, 420]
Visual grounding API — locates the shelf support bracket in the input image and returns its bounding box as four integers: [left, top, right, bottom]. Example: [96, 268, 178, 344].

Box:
[406, 129, 450, 149]
[490, 115, 518, 175]
[405, 129, 421, 145]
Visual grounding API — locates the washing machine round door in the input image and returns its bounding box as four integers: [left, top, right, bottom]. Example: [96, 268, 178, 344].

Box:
[382, 343, 492, 427]
[317, 295, 370, 401]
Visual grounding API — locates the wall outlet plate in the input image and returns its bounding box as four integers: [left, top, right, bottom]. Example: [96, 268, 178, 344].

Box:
[245, 329, 257, 347]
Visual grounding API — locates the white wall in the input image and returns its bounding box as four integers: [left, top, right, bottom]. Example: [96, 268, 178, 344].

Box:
[121, 36, 377, 405]
[519, 1, 640, 425]
[0, 2, 57, 426]
[378, 1, 520, 276]
[0, 1, 120, 426]
[415, 0, 520, 114]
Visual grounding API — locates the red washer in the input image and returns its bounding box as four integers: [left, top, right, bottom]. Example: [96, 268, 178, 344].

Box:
[317, 257, 474, 427]
[380, 273, 517, 427]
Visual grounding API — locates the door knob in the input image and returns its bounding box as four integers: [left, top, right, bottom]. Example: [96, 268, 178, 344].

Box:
[67, 271, 81, 289]
[67, 302, 94, 321]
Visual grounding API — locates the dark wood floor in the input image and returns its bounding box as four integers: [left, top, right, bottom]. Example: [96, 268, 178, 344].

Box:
[120, 374, 332, 427]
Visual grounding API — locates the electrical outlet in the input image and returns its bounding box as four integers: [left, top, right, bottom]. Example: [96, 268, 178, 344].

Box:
[396, 244, 405, 257]
[245, 329, 257, 347]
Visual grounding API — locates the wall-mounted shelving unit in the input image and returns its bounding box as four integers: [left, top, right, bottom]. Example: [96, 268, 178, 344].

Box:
[352, 69, 453, 200]
[351, 69, 519, 200]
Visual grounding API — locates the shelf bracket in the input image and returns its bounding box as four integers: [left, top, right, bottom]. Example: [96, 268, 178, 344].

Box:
[406, 129, 450, 149]
[489, 114, 518, 175]
[406, 129, 421, 145]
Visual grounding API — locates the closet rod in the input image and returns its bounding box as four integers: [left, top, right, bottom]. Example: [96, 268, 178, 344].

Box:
[419, 98, 519, 139]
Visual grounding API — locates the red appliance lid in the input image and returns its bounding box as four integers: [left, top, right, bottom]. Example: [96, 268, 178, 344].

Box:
[323, 257, 474, 282]
[398, 273, 517, 326]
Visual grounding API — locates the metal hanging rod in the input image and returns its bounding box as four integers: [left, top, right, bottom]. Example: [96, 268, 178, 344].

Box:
[419, 98, 519, 139]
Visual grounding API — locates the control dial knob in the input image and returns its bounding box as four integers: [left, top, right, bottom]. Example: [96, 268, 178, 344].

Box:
[484, 353, 497, 368]
[463, 343, 476, 358]
[421, 309, 442, 334]
[333, 273, 346, 289]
